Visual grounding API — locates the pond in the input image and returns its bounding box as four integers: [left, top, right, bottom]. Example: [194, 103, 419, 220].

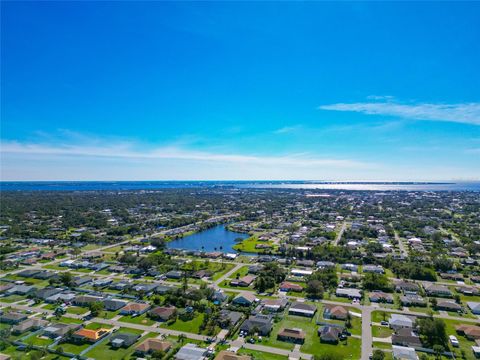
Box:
[166, 224, 249, 253]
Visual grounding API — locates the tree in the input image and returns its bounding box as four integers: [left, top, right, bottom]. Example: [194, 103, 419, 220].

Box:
[372, 350, 385, 360]
[59, 272, 73, 287]
[306, 280, 324, 299]
[88, 301, 104, 317]
[433, 344, 444, 359]
[362, 273, 392, 292]
[308, 267, 338, 291]
[417, 318, 447, 348]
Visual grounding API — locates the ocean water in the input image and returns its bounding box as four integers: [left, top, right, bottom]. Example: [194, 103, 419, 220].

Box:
[0, 181, 479, 192]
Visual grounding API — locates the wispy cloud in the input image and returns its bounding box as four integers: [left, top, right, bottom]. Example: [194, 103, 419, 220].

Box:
[0, 139, 371, 169]
[273, 125, 301, 134]
[319, 99, 480, 125]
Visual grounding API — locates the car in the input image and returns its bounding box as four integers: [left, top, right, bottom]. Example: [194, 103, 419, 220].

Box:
[449, 335, 459, 347]
[380, 321, 389, 326]
[248, 338, 255, 344]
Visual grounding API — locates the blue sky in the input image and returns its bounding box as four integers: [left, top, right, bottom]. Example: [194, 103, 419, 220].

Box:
[1, 1, 479, 181]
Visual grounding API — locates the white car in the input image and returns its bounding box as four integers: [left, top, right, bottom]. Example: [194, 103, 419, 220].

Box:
[449, 335, 459, 347]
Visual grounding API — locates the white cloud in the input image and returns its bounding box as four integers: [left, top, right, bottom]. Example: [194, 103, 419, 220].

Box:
[273, 125, 302, 134]
[319, 100, 480, 125]
[0, 139, 370, 169]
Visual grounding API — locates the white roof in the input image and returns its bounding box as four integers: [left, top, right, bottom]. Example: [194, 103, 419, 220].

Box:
[392, 345, 418, 360]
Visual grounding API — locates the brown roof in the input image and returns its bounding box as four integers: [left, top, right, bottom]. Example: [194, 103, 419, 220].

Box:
[456, 325, 480, 338]
[329, 305, 348, 317]
[214, 351, 251, 360]
[122, 302, 150, 312]
[135, 338, 172, 353]
[150, 306, 176, 318]
[277, 328, 306, 339]
[279, 282, 303, 290]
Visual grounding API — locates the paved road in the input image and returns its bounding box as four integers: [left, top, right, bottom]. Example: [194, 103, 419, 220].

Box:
[393, 230, 408, 257]
[334, 221, 347, 246]
[214, 263, 244, 286]
[361, 307, 373, 360]
[0, 301, 208, 341]
[243, 343, 313, 360]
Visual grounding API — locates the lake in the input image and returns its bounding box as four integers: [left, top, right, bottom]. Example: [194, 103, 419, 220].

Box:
[166, 224, 249, 253]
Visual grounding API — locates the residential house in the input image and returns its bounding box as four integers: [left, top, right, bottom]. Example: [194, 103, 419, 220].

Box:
[290, 269, 313, 277]
[323, 305, 348, 320]
[232, 293, 256, 306]
[120, 302, 151, 316]
[400, 295, 426, 307]
[72, 327, 111, 343]
[392, 345, 419, 360]
[175, 343, 208, 360]
[288, 302, 317, 318]
[262, 298, 288, 312]
[218, 310, 243, 329]
[43, 323, 81, 339]
[6, 285, 36, 296]
[279, 281, 303, 293]
[436, 300, 462, 312]
[230, 275, 255, 287]
[369, 291, 394, 303]
[318, 325, 343, 343]
[392, 328, 422, 348]
[165, 270, 183, 280]
[389, 314, 414, 330]
[34, 287, 63, 300]
[110, 332, 141, 348]
[0, 312, 28, 325]
[102, 299, 128, 311]
[336, 288, 362, 299]
[467, 302, 480, 315]
[240, 314, 273, 336]
[12, 318, 48, 334]
[135, 338, 172, 355]
[395, 281, 420, 294]
[277, 328, 306, 344]
[149, 306, 177, 321]
[424, 284, 452, 298]
[73, 276, 93, 287]
[363, 265, 384, 274]
[456, 325, 480, 340]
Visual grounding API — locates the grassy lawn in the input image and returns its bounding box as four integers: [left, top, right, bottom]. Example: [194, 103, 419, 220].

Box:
[23, 335, 55, 347]
[372, 325, 393, 338]
[119, 313, 156, 326]
[373, 341, 392, 350]
[55, 341, 91, 355]
[66, 306, 89, 315]
[161, 312, 205, 334]
[98, 310, 120, 319]
[233, 236, 275, 253]
[227, 265, 250, 279]
[211, 263, 236, 281]
[1, 295, 26, 303]
[319, 306, 362, 336]
[442, 318, 478, 360]
[218, 280, 250, 291]
[84, 322, 114, 330]
[302, 336, 362, 359]
[43, 264, 66, 271]
[58, 316, 84, 324]
[371, 310, 395, 323]
[238, 349, 287, 360]
[85, 332, 157, 360]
